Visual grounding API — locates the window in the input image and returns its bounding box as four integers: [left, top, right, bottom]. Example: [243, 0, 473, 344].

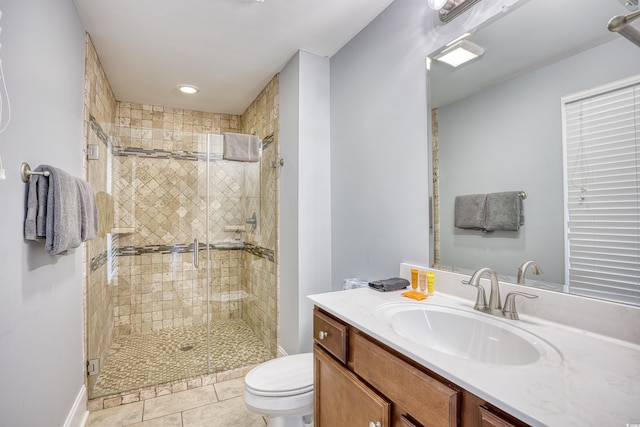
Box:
[562, 75, 640, 306]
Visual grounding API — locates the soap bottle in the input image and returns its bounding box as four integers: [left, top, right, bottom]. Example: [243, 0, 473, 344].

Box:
[411, 269, 418, 290]
[419, 270, 427, 293]
[427, 272, 435, 295]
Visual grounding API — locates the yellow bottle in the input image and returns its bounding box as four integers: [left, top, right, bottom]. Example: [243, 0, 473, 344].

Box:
[427, 272, 435, 295]
[411, 269, 418, 290]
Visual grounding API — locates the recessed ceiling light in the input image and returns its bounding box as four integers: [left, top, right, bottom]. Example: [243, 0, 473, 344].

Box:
[177, 84, 199, 94]
[433, 40, 484, 67]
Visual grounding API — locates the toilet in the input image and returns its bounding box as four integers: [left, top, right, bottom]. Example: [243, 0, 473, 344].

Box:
[244, 353, 314, 427]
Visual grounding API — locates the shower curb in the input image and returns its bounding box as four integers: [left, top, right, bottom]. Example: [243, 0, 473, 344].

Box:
[87, 364, 257, 411]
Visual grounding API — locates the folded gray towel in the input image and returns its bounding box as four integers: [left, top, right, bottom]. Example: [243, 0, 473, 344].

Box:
[368, 277, 410, 292]
[24, 165, 82, 255]
[25, 173, 46, 241]
[36, 172, 49, 238]
[223, 133, 261, 162]
[76, 178, 98, 242]
[454, 194, 487, 229]
[484, 191, 524, 231]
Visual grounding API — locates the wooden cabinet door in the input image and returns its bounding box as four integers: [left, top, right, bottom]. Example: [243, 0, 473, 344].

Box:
[315, 345, 390, 427]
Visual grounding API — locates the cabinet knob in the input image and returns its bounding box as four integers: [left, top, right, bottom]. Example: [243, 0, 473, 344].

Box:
[369, 422, 381, 427]
[318, 331, 329, 340]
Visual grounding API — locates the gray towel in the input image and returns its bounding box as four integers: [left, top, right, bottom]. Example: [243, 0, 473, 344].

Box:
[484, 191, 524, 231]
[25, 173, 46, 241]
[368, 277, 410, 292]
[223, 133, 261, 162]
[454, 194, 487, 229]
[24, 165, 82, 254]
[76, 178, 98, 242]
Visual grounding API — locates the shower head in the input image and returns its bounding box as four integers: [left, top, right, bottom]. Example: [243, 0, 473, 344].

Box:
[608, 9, 640, 32]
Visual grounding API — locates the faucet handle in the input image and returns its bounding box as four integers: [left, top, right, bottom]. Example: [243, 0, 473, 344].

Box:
[461, 280, 488, 310]
[503, 291, 538, 320]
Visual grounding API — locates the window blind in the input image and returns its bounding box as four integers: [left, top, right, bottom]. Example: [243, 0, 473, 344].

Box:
[562, 76, 640, 306]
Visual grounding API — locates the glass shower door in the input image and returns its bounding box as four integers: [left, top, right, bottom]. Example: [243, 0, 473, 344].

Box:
[86, 123, 214, 399]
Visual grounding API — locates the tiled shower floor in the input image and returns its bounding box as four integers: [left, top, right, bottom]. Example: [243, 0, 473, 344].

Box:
[92, 319, 272, 398]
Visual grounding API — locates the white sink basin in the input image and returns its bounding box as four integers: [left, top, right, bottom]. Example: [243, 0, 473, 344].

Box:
[375, 303, 561, 366]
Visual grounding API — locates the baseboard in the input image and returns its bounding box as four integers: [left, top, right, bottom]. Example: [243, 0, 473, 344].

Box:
[63, 385, 89, 427]
[277, 345, 288, 357]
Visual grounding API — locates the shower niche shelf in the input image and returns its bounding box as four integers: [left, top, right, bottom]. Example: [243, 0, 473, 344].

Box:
[111, 227, 135, 234]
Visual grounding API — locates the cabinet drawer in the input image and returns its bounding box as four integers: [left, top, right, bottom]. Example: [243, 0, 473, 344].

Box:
[400, 415, 422, 427]
[313, 309, 348, 363]
[479, 406, 523, 427]
[353, 333, 459, 427]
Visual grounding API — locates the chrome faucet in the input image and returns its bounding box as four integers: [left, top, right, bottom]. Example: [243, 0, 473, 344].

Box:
[463, 267, 502, 310]
[463, 267, 538, 320]
[517, 260, 543, 285]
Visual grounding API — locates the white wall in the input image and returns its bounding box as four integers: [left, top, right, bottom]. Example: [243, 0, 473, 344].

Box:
[279, 51, 332, 354]
[438, 37, 640, 284]
[328, 0, 524, 288]
[330, 0, 434, 287]
[0, 0, 87, 426]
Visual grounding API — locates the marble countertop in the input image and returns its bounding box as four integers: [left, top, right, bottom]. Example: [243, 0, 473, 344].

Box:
[308, 286, 640, 426]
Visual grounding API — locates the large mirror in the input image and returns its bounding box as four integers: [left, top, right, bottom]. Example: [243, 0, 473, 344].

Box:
[428, 0, 640, 304]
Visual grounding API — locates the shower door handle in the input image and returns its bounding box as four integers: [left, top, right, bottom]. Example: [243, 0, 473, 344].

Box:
[193, 238, 199, 268]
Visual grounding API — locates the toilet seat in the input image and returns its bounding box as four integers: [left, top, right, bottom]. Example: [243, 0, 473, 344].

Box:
[245, 353, 314, 397]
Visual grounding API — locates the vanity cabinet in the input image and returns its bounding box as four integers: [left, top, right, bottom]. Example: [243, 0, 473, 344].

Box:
[313, 307, 530, 427]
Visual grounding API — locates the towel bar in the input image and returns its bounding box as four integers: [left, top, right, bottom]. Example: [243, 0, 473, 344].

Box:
[21, 162, 50, 182]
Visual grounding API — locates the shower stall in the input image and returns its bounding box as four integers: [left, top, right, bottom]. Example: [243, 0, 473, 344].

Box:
[85, 108, 279, 402]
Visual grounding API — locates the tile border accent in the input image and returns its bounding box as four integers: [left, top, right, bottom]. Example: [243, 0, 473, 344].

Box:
[90, 242, 274, 272]
[112, 145, 222, 162]
[89, 116, 110, 145]
[244, 243, 275, 262]
[90, 251, 108, 273]
[90, 116, 274, 163]
[262, 133, 274, 149]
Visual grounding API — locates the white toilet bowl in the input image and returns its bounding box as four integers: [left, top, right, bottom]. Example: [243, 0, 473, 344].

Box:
[244, 353, 314, 427]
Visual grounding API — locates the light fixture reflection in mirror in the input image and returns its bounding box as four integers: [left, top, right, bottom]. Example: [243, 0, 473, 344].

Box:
[433, 40, 484, 67]
[428, 0, 449, 10]
[430, 0, 483, 23]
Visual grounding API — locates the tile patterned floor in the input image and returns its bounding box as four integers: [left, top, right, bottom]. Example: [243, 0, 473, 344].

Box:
[92, 319, 272, 397]
[86, 377, 266, 427]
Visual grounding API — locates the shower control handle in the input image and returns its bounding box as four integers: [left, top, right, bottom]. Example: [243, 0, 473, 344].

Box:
[246, 212, 257, 230]
[318, 331, 328, 340]
[193, 238, 199, 268]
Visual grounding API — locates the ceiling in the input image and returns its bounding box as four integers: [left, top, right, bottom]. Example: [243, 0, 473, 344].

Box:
[72, 0, 394, 115]
[429, 0, 638, 108]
